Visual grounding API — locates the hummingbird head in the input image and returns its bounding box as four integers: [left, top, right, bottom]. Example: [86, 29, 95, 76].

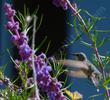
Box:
[72, 52, 87, 61]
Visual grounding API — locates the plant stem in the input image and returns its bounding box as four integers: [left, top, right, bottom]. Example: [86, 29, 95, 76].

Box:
[32, 15, 40, 100]
[93, 44, 110, 99]
[66, 0, 87, 31]
[66, 0, 92, 39]
[66, 0, 110, 99]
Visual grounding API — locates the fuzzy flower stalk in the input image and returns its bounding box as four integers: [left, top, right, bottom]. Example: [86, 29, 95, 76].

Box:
[4, 3, 67, 100]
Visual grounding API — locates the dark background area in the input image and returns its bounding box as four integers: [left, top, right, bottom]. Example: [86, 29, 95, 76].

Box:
[14, 0, 67, 56]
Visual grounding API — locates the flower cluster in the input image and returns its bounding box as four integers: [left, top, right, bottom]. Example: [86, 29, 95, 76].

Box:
[52, 0, 68, 10]
[35, 54, 67, 100]
[4, 3, 67, 100]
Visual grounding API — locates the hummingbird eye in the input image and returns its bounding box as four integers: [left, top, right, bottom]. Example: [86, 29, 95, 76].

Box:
[76, 54, 86, 61]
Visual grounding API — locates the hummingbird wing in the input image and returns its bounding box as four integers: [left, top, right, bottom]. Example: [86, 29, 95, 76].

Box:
[57, 60, 89, 70]
[66, 70, 88, 78]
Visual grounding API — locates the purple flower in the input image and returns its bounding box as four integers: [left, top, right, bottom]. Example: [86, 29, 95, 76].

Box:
[6, 21, 14, 29]
[19, 44, 32, 61]
[53, 0, 61, 7]
[27, 77, 34, 88]
[48, 92, 66, 100]
[11, 35, 19, 45]
[48, 80, 62, 93]
[38, 53, 46, 59]
[55, 92, 67, 100]
[6, 21, 19, 33]
[53, 0, 68, 10]
[34, 53, 66, 100]
[4, 77, 11, 85]
[60, 0, 68, 10]
[4, 3, 12, 12]
[43, 66, 52, 75]
[12, 21, 20, 31]
[4, 3, 16, 20]
[18, 88, 22, 95]
[35, 53, 66, 100]
[6, 10, 16, 20]
[4, 2, 20, 39]
[11, 34, 28, 47]
[48, 92, 56, 100]
[20, 32, 29, 42]
[35, 56, 46, 71]
[38, 75, 51, 92]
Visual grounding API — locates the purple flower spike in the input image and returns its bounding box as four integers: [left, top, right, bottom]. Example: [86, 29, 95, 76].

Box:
[4, 3, 16, 20]
[4, 3, 12, 12]
[19, 44, 32, 61]
[4, 3, 67, 100]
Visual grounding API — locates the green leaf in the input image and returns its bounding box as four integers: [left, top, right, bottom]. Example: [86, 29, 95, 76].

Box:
[32, 5, 39, 16]
[98, 38, 106, 47]
[81, 41, 92, 48]
[36, 14, 43, 32]
[73, 17, 81, 38]
[88, 24, 94, 32]
[98, 36, 110, 47]
[103, 77, 110, 89]
[16, 11, 25, 30]
[23, 5, 30, 17]
[45, 41, 51, 54]
[35, 36, 47, 52]
[91, 33, 97, 43]
[62, 33, 83, 48]
[95, 30, 110, 33]
[88, 93, 103, 99]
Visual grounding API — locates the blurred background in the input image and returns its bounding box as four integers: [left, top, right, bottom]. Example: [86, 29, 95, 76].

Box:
[0, 0, 110, 99]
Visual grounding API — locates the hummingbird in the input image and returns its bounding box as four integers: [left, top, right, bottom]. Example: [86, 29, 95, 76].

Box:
[55, 52, 101, 87]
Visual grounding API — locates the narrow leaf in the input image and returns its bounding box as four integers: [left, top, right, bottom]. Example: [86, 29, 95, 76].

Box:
[35, 36, 47, 52]
[81, 41, 92, 48]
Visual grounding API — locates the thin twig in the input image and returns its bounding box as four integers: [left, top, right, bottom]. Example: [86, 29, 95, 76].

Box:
[66, 0, 87, 31]
[66, 0, 91, 39]
[93, 45, 110, 99]
[32, 15, 40, 100]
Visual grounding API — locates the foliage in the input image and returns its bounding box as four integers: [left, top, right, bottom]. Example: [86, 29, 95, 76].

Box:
[0, 0, 110, 100]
